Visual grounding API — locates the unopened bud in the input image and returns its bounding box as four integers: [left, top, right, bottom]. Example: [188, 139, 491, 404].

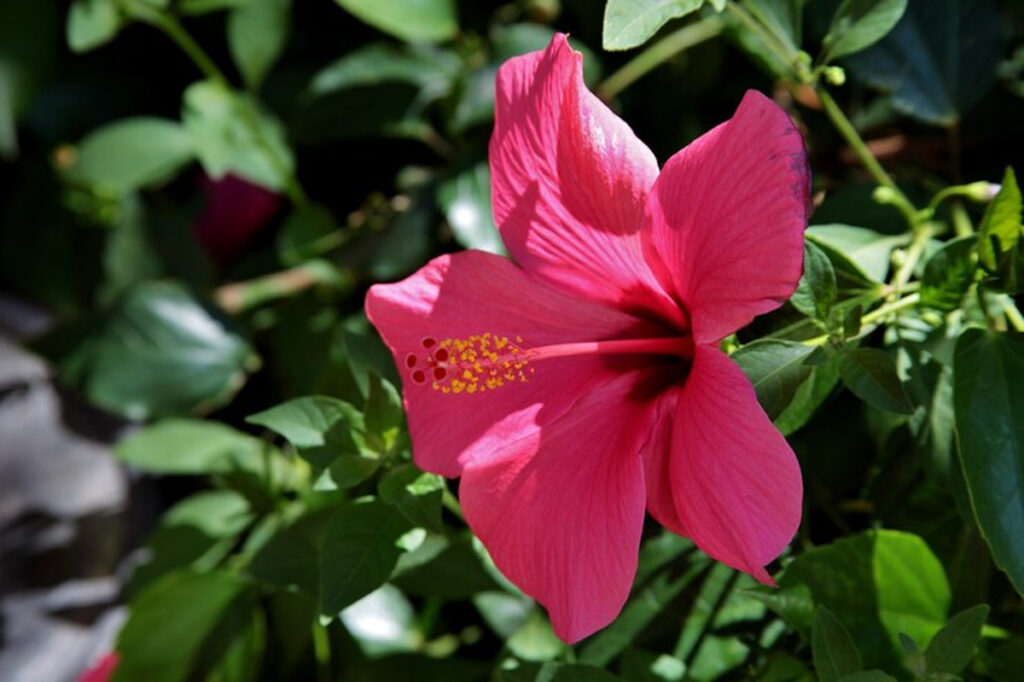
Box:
[823, 66, 846, 86]
[872, 186, 899, 204]
[964, 181, 1002, 201]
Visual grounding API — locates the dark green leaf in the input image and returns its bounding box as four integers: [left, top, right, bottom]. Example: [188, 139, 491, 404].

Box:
[821, 0, 907, 62]
[318, 500, 411, 614]
[180, 0, 255, 14]
[364, 373, 404, 454]
[791, 241, 838, 321]
[334, 0, 457, 43]
[45, 282, 253, 420]
[775, 353, 842, 434]
[846, 0, 1002, 125]
[182, 80, 294, 191]
[65, 118, 194, 194]
[276, 204, 340, 266]
[114, 571, 255, 682]
[308, 42, 459, 99]
[923, 604, 989, 674]
[744, 583, 816, 631]
[744, 0, 803, 54]
[602, 0, 705, 51]
[836, 673, 897, 682]
[438, 163, 504, 254]
[921, 236, 977, 311]
[750, 652, 814, 682]
[812, 606, 863, 682]
[67, 0, 123, 52]
[734, 340, 816, 420]
[248, 395, 364, 451]
[247, 508, 337, 597]
[378, 463, 444, 532]
[394, 537, 499, 599]
[780, 530, 950, 667]
[839, 347, 913, 414]
[953, 329, 1024, 594]
[227, 0, 291, 89]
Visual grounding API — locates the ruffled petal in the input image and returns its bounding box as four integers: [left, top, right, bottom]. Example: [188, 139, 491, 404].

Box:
[644, 345, 802, 583]
[490, 34, 679, 323]
[643, 90, 810, 344]
[459, 371, 659, 643]
[365, 250, 661, 477]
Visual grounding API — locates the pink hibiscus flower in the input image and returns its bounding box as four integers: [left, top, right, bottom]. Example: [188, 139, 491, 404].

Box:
[77, 653, 119, 682]
[366, 34, 809, 643]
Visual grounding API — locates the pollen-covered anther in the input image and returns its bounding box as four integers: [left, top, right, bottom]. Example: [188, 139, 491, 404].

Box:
[403, 332, 531, 394]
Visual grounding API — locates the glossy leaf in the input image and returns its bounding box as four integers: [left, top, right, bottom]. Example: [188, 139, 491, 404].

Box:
[438, 163, 504, 254]
[780, 530, 951, 667]
[43, 282, 253, 420]
[846, 0, 1002, 125]
[920, 236, 977, 311]
[65, 118, 194, 194]
[953, 329, 1024, 594]
[308, 42, 460, 99]
[227, 0, 291, 89]
[821, 0, 907, 62]
[334, 0, 457, 43]
[775, 353, 842, 435]
[602, 0, 705, 51]
[807, 224, 903, 284]
[318, 500, 411, 614]
[839, 347, 913, 414]
[812, 606, 862, 682]
[978, 167, 1024, 292]
[734, 340, 816, 420]
[378, 463, 444, 533]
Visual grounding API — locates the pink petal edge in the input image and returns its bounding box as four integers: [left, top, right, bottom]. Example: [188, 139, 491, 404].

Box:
[643, 90, 810, 344]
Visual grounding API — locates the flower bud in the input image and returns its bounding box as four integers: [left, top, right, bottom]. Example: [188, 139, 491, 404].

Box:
[823, 66, 846, 86]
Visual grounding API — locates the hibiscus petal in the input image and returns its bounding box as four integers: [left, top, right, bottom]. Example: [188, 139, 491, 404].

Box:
[645, 345, 802, 583]
[490, 34, 679, 323]
[459, 371, 658, 643]
[365, 250, 660, 477]
[644, 90, 810, 344]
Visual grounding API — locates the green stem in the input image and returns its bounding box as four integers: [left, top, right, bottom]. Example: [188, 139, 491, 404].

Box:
[142, 10, 228, 85]
[816, 87, 904, 196]
[802, 293, 921, 346]
[441, 488, 465, 522]
[724, 2, 800, 75]
[890, 224, 933, 295]
[1003, 296, 1024, 332]
[597, 16, 725, 101]
[311, 621, 332, 682]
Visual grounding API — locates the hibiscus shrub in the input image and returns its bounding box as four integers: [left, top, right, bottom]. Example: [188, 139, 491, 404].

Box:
[4, 0, 1024, 680]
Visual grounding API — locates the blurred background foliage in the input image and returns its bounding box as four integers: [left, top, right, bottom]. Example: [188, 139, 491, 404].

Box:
[2, 0, 1024, 681]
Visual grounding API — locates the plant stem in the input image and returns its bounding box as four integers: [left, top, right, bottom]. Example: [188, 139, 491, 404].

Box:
[311, 621, 332, 682]
[597, 16, 725, 101]
[816, 87, 903, 195]
[142, 10, 228, 85]
[890, 224, 933, 295]
[1004, 296, 1024, 332]
[723, 2, 800, 74]
[802, 293, 921, 346]
[215, 262, 353, 313]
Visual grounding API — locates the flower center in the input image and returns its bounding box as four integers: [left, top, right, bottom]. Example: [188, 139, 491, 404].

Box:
[404, 334, 693, 395]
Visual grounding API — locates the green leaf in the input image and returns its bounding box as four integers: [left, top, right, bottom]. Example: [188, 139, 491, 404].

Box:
[953, 329, 1024, 594]
[977, 167, 1024, 289]
[340, 584, 418, 656]
[247, 507, 337, 596]
[733, 340, 816, 420]
[920, 236, 977, 311]
[42, 282, 253, 420]
[821, 0, 907, 62]
[116, 419, 261, 474]
[839, 348, 913, 414]
[276, 204, 339, 266]
[438, 163, 504, 254]
[248, 395, 363, 451]
[791, 240, 838, 321]
[779, 529, 951, 668]
[812, 606, 863, 682]
[334, 0, 457, 43]
[182, 80, 294, 191]
[308, 42, 459, 99]
[807, 224, 905, 284]
[180, 0, 256, 14]
[378, 463, 444, 533]
[744, 0, 803, 54]
[364, 373, 404, 454]
[775, 353, 842, 435]
[227, 0, 291, 89]
[318, 499, 411, 615]
[602, 0, 705, 51]
[113, 571, 255, 682]
[508, 609, 568, 662]
[923, 604, 989, 675]
[836, 673, 897, 682]
[846, 0, 1002, 125]
[65, 118, 194, 194]
[67, 0, 123, 53]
